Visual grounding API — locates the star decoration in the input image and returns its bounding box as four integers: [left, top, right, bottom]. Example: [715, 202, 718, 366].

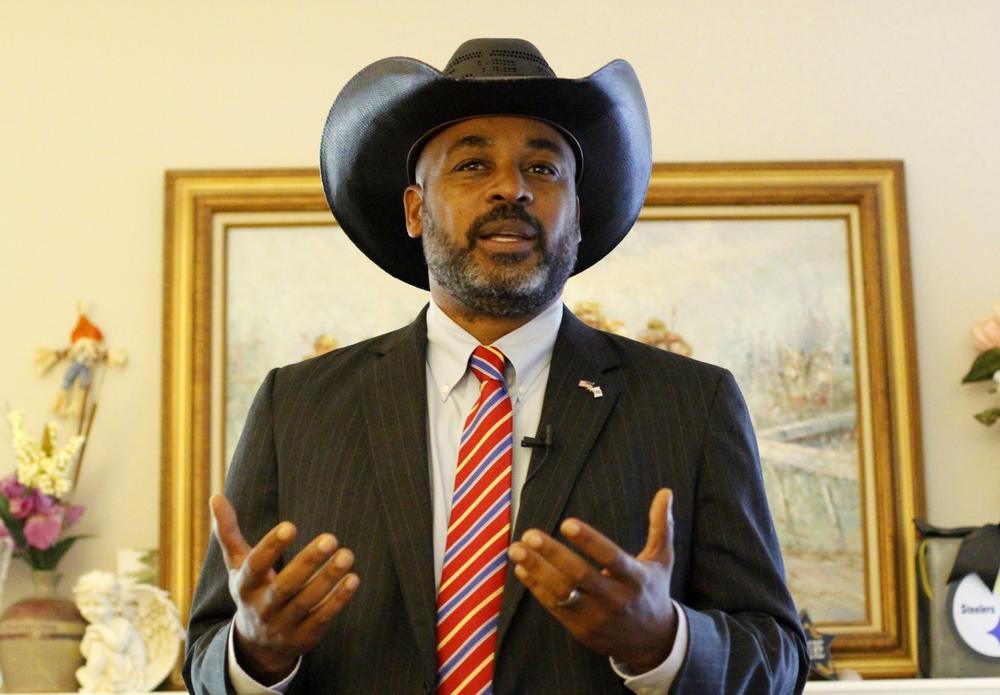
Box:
[800, 610, 837, 680]
[988, 616, 1000, 645]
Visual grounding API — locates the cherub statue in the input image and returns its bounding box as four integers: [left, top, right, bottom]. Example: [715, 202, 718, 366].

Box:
[35, 306, 127, 418]
[73, 569, 185, 692]
[74, 571, 147, 693]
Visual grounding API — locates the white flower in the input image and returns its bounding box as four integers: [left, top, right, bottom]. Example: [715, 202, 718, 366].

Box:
[7, 410, 84, 497]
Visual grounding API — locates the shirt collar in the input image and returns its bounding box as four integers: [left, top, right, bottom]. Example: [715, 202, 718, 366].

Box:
[426, 297, 563, 403]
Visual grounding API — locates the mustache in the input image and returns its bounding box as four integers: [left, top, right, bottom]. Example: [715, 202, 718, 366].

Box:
[468, 203, 544, 245]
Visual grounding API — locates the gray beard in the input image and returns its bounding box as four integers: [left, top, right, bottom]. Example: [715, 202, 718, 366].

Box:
[421, 203, 579, 319]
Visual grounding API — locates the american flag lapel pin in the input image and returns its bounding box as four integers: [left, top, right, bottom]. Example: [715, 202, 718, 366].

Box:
[578, 380, 603, 398]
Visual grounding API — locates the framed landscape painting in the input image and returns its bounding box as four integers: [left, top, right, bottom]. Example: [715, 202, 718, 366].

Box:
[163, 162, 923, 676]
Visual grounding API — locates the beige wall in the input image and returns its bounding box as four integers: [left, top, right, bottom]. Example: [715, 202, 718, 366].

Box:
[1, 1, 997, 607]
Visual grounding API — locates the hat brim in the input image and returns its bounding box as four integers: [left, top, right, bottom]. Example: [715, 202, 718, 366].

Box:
[320, 57, 652, 290]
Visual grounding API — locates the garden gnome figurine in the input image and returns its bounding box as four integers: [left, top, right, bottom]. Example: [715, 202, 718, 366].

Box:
[36, 305, 127, 418]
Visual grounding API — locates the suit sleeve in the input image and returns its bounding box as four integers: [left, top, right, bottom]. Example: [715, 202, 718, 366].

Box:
[184, 368, 299, 694]
[671, 370, 809, 694]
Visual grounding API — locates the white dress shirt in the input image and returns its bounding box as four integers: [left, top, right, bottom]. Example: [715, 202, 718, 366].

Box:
[227, 297, 687, 693]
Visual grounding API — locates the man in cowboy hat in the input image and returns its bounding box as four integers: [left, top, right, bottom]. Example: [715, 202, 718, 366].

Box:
[185, 39, 808, 694]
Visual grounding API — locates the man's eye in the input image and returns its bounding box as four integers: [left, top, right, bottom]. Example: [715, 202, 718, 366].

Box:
[527, 163, 557, 176]
[455, 160, 486, 171]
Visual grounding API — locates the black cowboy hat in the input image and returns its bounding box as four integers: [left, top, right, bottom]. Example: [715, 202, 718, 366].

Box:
[320, 38, 652, 289]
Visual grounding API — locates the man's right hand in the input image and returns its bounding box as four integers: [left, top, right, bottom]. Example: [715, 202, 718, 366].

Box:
[210, 494, 360, 684]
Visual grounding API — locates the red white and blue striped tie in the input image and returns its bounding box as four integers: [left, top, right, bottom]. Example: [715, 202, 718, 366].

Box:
[436, 345, 513, 695]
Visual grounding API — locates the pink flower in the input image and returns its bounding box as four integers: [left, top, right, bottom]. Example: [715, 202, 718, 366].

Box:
[1, 475, 35, 519]
[24, 512, 63, 550]
[7, 494, 35, 519]
[32, 490, 56, 514]
[65, 504, 85, 527]
[971, 306, 1000, 352]
[0, 474, 24, 499]
[0, 520, 8, 538]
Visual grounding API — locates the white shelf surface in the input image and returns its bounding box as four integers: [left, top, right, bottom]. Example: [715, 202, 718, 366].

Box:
[7, 680, 1000, 694]
[805, 678, 1000, 694]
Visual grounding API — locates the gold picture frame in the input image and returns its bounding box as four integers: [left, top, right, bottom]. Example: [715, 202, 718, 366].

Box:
[162, 162, 924, 677]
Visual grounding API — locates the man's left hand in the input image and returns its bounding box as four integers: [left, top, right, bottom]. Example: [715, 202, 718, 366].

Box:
[508, 488, 678, 673]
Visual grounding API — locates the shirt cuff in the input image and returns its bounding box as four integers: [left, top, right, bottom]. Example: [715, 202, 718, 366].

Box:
[226, 619, 301, 694]
[611, 599, 689, 695]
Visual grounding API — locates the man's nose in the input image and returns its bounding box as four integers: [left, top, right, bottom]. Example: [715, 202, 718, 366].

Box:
[487, 166, 533, 205]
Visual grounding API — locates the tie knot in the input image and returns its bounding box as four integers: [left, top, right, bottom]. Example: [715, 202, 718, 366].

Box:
[469, 345, 506, 384]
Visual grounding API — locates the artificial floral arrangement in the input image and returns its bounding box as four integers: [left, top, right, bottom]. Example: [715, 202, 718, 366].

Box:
[962, 304, 1000, 427]
[0, 307, 126, 571]
[0, 412, 87, 569]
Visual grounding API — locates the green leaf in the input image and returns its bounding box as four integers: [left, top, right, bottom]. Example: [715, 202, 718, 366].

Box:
[33, 535, 90, 571]
[26, 546, 44, 568]
[974, 407, 1000, 426]
[0, 495, 29, 549]
[0, 496, 94, 570]
[963, 348, 1000, 383]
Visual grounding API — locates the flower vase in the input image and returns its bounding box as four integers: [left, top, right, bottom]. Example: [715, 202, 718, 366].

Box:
[0, 569, 87, 692]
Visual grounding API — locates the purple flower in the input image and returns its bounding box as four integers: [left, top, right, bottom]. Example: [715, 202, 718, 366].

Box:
[33, 490, 56, 514]
[65, 504, 85, 527]
[0, 474, 24, 498]
[1, 474, 84, 555]
[7, 493, 35, 519]
[1, 475, 35, 518]
[24, 512, 63, 550]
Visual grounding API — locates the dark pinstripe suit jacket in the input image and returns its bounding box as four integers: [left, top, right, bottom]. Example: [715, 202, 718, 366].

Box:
[184, 306, 808, 694]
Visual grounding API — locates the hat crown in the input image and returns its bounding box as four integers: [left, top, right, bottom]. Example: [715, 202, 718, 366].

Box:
[71, 314, 103, 343]
[443, 38, 555, 79]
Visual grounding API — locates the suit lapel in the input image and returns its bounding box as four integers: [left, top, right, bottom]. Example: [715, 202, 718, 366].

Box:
[497, 307, 623, 650]
[362, 308, 438, 676]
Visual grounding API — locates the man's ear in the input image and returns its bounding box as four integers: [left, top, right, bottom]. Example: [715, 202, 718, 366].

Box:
[575, 195, 582, 244]
[403, 184, 424, 239]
